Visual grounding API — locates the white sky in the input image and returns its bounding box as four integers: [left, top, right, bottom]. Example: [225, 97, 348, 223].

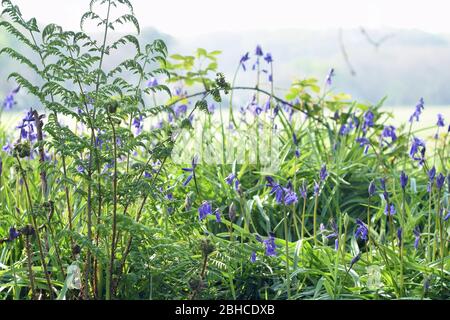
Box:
[10, 0, 450, 37]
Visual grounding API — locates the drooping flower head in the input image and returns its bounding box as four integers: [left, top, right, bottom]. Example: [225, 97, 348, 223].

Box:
[255, 45, 264, 57]
[436, 173, 445, 190]
[259, 233, 277, 256]
[409, 137, 426, 166]
[182, 156, 198, 187]
[313, 181, 320, 196]
[325, 68, 335, 86]
[283, 181, 298, 206]
[319, 164, 328, 182]
[362, 110, 375, 132]
[264, 53, 273, 64]
[299, 181, 308, 200]
[368, 180, 376, 197]
[409, 98, 424, 123]
[9, 227, 20, 241]
[355, 219, 368, 241]
[356, 137, 370, 154]
[250, 251, 257, 263]
[400, 171, 408, 190]
[239, 52, 250, 71]
[2, 86, 20, 110]
[198, 201, 212, 220]
[384, 203, 396, 216]
[266, 176, 284, 204]
[437, 114, 445, 127]
[397, 227, 403, 246]
[147, 77, 158, 87]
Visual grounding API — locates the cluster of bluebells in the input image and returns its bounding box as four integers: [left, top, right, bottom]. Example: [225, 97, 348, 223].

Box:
[355, 219, 368, 242]
[225, 173, 240, 190]
[198, 201, 221, 222]
[266, 177, 298, 206]
[239, 45, 274, 83]
[256, 233, 277, 257]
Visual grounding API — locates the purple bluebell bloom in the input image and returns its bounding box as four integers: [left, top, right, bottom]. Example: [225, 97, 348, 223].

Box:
[283, 183, 298, 206]
[2, 142, 13, 154]
[2, 86, 20, 110]
[363, 111, 375, 132]
[182, 156, 198, 187]
[444, 210, 450, 222]
[239, 52, 250, 71]
[214, 208, 221, 223]
[198, 201, 212, 220]
[313, 181, 320, 196]
[250, 251, 256, 263]
[409, 137, 426, 166]
[436, 173, 445, 190]
[132, 115, 144, 136]
[368, 180, 376, 197]
[266, 176, 284, 204]
[356, 137, 370, 154]
[355, 219, 368, 241]
[350, 252, 362, 269]
[437, 114, 445, 127]
[9, 227, 20, 241]
[299, 181, 307, 200]
[264, 53, 273, 64]
[400, 171, 408, 190]
[319, 164, 328, 182]
[384, 203, 396, 216]
[147, 77, 158, 87]
[381, 125, 397, 144]
[255, 45, 263, 57]
[409, 98, 424, 123]
[262, 233, 277, 256]
[428, 166, 436, 181]
[77, 165, 85, 173]
[325, 68, 335, 86]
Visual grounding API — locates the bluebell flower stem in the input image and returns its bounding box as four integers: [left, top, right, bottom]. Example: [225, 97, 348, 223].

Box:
[283, 208, 291, 299]
[313, 194, 319, 247]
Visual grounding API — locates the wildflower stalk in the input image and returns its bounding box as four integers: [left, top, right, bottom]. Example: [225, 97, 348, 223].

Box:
[106, 111, 119, 300]
[301, 194, 307, 240]
[313, 193, 319, 246]
[367, 196, 372, 263]
[24, 232, 37, 300]
[15, 156, 54, 298]
[32, 110, 48, 199]
[427, 189, 433, 263]
[283, 208, 291, 299]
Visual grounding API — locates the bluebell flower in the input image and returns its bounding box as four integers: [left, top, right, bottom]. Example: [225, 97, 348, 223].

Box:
[132, 115, 144, 136]
[255, 45, 263, 57]
[355, 219, 368, 241]
[262, 233, 277, 256]
[283, 187, 298, 206]
[409, 137, 426, 166]
[428, 166, 436, 181]
[147, 77, 158, 87]
[437, 114, 445, 127]
[381, 125, 397, 145]
[400, 171, 408, 190]
[380, 178, 387, 191]
[384, 203, 396, 216]
[214, 208, 221, 223]
[409, 98, 424, 123]
[266, 176, 284, 204]
[413, 226, 421, 250]
[144, 171, 151, 178]
[173, 104, 187, 118]
[363, 111, 375, 132]
[250, 251, 256, 263]
[2, 142, 13, 154]
[225, 173, 239, 190]
[436, 173, 445, 190]
[320, 164, 328, 182]
[313, 181, 320, 196]
[350, 252, 362, 269]
[77, 165, 85, 173]
[182, 156, 198, 187]
[325, 68, 335, 86]
[356, 137, 370, 154]
[2, 86, 20, 110]
[239, 52, 250, 71]
[264, 53, 273, 63]
[299, 181, 307, 200]
[198, 201, 212, 220]
[368, 180, 376, 197]
[444, 210, 450, 222]
[9, 227, 20, 241]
